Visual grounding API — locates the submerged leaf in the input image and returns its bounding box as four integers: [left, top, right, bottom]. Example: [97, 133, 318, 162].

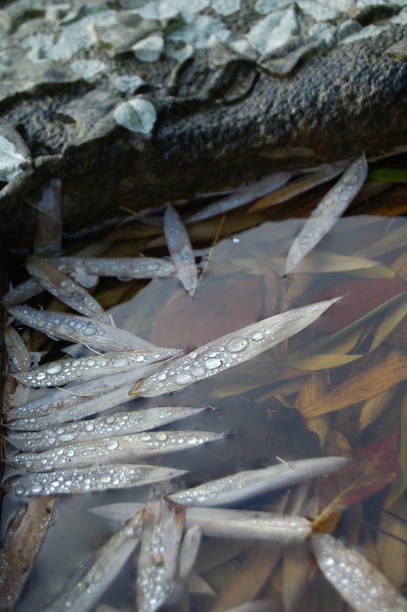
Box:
[131, 297, 341, 397]
[14, 345, 182, 388]
[33, 178, 62, 256]
[4, 464, 186, 497]
[164, 205, 198, 295]
[284, 155, 368, 274]
[296, 350, 407, 418]
[26, 256, 108, 321]
[45, 511, 143, 612]
[315, 433, 400, 526]
[312, 533, 406, 612]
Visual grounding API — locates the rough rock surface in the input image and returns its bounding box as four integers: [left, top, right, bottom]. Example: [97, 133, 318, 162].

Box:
[0, 0, 406, 248]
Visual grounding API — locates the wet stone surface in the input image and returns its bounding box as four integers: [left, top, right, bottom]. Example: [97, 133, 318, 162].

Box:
[0, 0, 406, 248]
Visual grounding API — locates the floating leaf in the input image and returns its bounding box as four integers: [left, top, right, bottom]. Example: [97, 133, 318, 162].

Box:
[4, 464, 187, 497]
[8, 305, 156, 352]
[312, 533, 406, 612]
[45, 511, 143, 612]
[284, 155, 368, 274]
[169, 457, 350, 507]
[9, 431, 225, 472]
[315, 433, 400, 526]
[7, 366, 159, 430]
[91, 503, 311, 541]
[164, 204, 198, 295]
[131, 297, 341, 397]
[8, 406, 207, 452]
[0, 497, 56, 612]
[136, 500, 185, 612]
[49, 255, 175, 280]
[4, 327, 31, 373]
[296, 350, 407, 418]
[26, 256, 109, 322]
[14, 345, 182, 388]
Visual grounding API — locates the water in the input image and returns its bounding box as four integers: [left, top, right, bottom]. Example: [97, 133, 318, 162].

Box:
[1, 178, 407, 611]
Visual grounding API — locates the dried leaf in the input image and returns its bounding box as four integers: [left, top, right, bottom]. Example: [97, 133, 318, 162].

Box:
[312, 533, 406, 612]
[370, 294, 407, 350]
[359, 388, 396, 430]
[14, 345, 181, 388]
[188, 172, 294, 222]
[0, 497, 56, 612]
[361, 224, 407, 258]
[8, 406, 207, 452]
[315, 433, 400, 525]
[33, 178, 62, 256]
[26, 256, 108, 321]
[169, 457, 349, 507]
[131, 297, 341, 397]
[4, 464, 186, 497]
[296, 350, 407, 418]
[4, 326, 31, 372]
[50, 256, 175, 280]
[248, 161, 350, 213]
[386, 393, 407, 506]
[164, 204, 198, 295]
[46, 511, 143, 612]
[8, 305, 156, 352]
[284, 155, 368, 274]
[136, 500, 185, 612]
[290, 353, 362, 371]
[9, 430, 224, 472]
[272, 251, 378, 275]
[376, 496, 407, 588]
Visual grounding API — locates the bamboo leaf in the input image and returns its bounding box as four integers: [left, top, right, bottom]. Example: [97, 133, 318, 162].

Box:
[370, 294, 407, 350]
[315, 433, 400, 526]
[284, 155, 368, 274]
[164, 204, 198, 295]
[131, 298, 341, 397]
[296, 350, 407, 418]
[290, 353, 362, 371]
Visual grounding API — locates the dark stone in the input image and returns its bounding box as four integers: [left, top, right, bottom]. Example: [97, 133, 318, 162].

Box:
[0, 14, 406, 249]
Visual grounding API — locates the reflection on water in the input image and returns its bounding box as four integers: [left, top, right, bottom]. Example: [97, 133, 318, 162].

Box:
[3, 211, 407, 612]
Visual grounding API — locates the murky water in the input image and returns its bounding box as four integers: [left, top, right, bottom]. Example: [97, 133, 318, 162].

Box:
[1, 176, 407, 611]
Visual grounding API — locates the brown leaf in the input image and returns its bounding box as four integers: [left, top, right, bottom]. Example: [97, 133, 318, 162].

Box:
[296, 350, 407, 418]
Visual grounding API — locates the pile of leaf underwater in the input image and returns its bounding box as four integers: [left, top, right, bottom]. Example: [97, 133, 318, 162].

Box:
[0, 151, 406, 611]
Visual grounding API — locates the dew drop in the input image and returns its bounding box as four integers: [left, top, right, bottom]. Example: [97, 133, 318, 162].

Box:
[112, 358, 128, 368]
[46, 363, 63, 374]
[227, 336, 248, 353]
[85, 422, 95, 431]
[251, 331, 264, 341]
[86, 359, 95, 367]
[100, 474, 111, 483]
[175, 372, 193, 385]
[106, 440, 119, 451]
[204, 358, 222, 370]
[136, 355, 145, 362]
[156, 432, 167, 441]
[31, 483, 43, 494]
[192, 366, 205, 377]
[84, 326, 96, 336]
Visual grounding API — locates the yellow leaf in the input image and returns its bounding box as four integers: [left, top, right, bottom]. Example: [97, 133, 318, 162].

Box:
[359, 388, 396, 430]
[370, 295, 407, 350]
[290, 353, 362, 371]
[297, 350, 407, 418]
